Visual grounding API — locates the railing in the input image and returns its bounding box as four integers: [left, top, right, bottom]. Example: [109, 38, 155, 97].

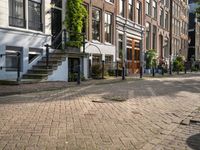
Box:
[0, 52, 21, 83]
[9, 16, 26, 28]
[44, 29, 86, 69]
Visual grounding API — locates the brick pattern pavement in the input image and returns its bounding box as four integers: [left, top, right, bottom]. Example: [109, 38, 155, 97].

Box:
[0, 76, 200, 150]
[154, 109, 200, 150]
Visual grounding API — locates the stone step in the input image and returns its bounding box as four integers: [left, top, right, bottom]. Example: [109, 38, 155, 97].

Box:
[22, 73, 48, 79]
[32, 64, 58, 70]
[20, 79, 42, 84]
[28, 69, 53, 75]
[42, 57, 66, 61]
[38, 60, 62, 65]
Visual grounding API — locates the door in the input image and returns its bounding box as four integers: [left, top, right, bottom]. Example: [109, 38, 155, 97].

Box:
[133, 40, 140, 73]
[68, 58, 80, 82]
[51, 8, 62, 48]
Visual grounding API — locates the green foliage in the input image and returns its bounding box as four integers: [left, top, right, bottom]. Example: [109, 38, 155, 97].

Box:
[173, 56, 184, 72]
[146, 49, 157, 69]
[91, 64, 102, 79]
[196, 1, 200, 20]
[65, 0, 87, 48]
[68, 73, 85, 82]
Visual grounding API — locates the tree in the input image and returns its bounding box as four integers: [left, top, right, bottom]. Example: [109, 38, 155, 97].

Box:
[146, 49, 157, 69]
[196, 1, 200, 20]
[65, 0, 87, 48]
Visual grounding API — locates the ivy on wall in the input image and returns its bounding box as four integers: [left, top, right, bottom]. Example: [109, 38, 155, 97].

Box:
[64, 0, 87, 48]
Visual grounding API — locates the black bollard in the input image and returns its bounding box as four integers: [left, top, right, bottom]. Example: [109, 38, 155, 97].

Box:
[122, 66, 125, 80]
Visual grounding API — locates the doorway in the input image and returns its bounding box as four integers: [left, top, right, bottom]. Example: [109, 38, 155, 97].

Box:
[68, 58, 80, 82]
[51, 8, 62, 48]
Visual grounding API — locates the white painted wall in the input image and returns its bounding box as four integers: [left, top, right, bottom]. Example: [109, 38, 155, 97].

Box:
[83, 57, 89, 79]
[85, 42, 116, 62]
[0, 0, 52, 80]
[47, 58, 68, 81]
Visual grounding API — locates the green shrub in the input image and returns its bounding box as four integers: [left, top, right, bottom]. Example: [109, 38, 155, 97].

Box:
[146, 49, 157, 69]
[173, 56, 184, 72]
[108, 69, 115, 76]
[91, 64, 102, 79]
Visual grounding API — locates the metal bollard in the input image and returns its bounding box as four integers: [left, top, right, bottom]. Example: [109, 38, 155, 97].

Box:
[122, 66, 125, 80]
[77, 65, 80, 85]
[152, 68, 155, 77]
[116, 61, 118, 78]
[102, 60, 105, 79]
[17, 52, 21, 83]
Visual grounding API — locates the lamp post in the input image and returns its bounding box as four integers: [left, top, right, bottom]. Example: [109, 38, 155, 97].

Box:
[140, 28, 144, 78]
[169, 0, 173, 75]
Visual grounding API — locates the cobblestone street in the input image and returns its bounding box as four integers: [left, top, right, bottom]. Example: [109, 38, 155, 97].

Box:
[0, 74, 200, 150]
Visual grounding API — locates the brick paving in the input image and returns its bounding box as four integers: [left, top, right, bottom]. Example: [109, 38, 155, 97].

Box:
[0, 73, 200, 149]
[154, 109, 200, 150]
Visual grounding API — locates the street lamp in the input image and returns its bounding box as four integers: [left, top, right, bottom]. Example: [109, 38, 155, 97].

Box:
[140, 28, 145, 78]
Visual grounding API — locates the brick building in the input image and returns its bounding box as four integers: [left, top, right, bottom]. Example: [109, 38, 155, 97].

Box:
[116, 0, 145, 74]
[188, 0, 200, 61]
[83, 0, 116, 67]
[145, 0, 170, 65]
[172, 0, 189, 60]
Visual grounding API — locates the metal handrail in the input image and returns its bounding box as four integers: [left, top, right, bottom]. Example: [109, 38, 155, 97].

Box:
[44, 29, 86, 69]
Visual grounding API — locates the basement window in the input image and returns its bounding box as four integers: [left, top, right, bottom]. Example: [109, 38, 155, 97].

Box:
[5, 46, 22, 71]
[28, 48, 42, 63]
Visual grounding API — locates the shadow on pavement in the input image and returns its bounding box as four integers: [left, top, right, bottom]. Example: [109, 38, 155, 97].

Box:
[0, 76, 200, 105]
[186, 133, 200, 150]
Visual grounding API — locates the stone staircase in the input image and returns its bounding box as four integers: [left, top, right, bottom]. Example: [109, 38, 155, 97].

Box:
[21, 50, 67, 83]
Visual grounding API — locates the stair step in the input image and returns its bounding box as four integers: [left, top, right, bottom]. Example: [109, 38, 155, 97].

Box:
[22, 74, 48, 79]
[38, 60, 62, 63]
[32, 65, 58, 70]
[20, 79, 42, 84]
[42, 57, 66, 61]
[38, 61, 62, 66]
[28, 69, 53, 74]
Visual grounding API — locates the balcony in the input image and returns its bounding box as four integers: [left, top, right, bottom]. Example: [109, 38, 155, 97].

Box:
[9, 16, 26, 28]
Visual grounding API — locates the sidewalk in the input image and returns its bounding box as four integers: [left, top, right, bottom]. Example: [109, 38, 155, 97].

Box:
[0, 72, 199, 96]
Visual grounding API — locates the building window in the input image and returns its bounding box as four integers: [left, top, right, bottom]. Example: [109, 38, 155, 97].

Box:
[152, 25, 157, 49]
[146, 22, 151, 50]
[165, 12, 169, 30]
[128, 0, 133, 20]
[118, 34, 123, 61]
[119, 0, 125, 17]
[146, 0, 151, 15]
[9, 0, 26, 28]
[105, 55, 113, 64]
[28, 48, 42, 63]
[152, 0, 157, 19]
[92, 8, 101, 41]
[105, 0, 114, 3]
[28, 0, 42, 31]
[136, 1, 142, 24]
[160, 8, 164, 28]
[82, 4, 89, 40]
[5, 46, 22, 72]
[104, 13, 112, 43]
[92, 55, 102, 64]
[51, 0, 62, 8]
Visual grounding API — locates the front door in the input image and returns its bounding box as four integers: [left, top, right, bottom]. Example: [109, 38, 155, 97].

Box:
[51, 8, 62, 48]
[68, 58, 80, 82]
[132, 40, 140, 73]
